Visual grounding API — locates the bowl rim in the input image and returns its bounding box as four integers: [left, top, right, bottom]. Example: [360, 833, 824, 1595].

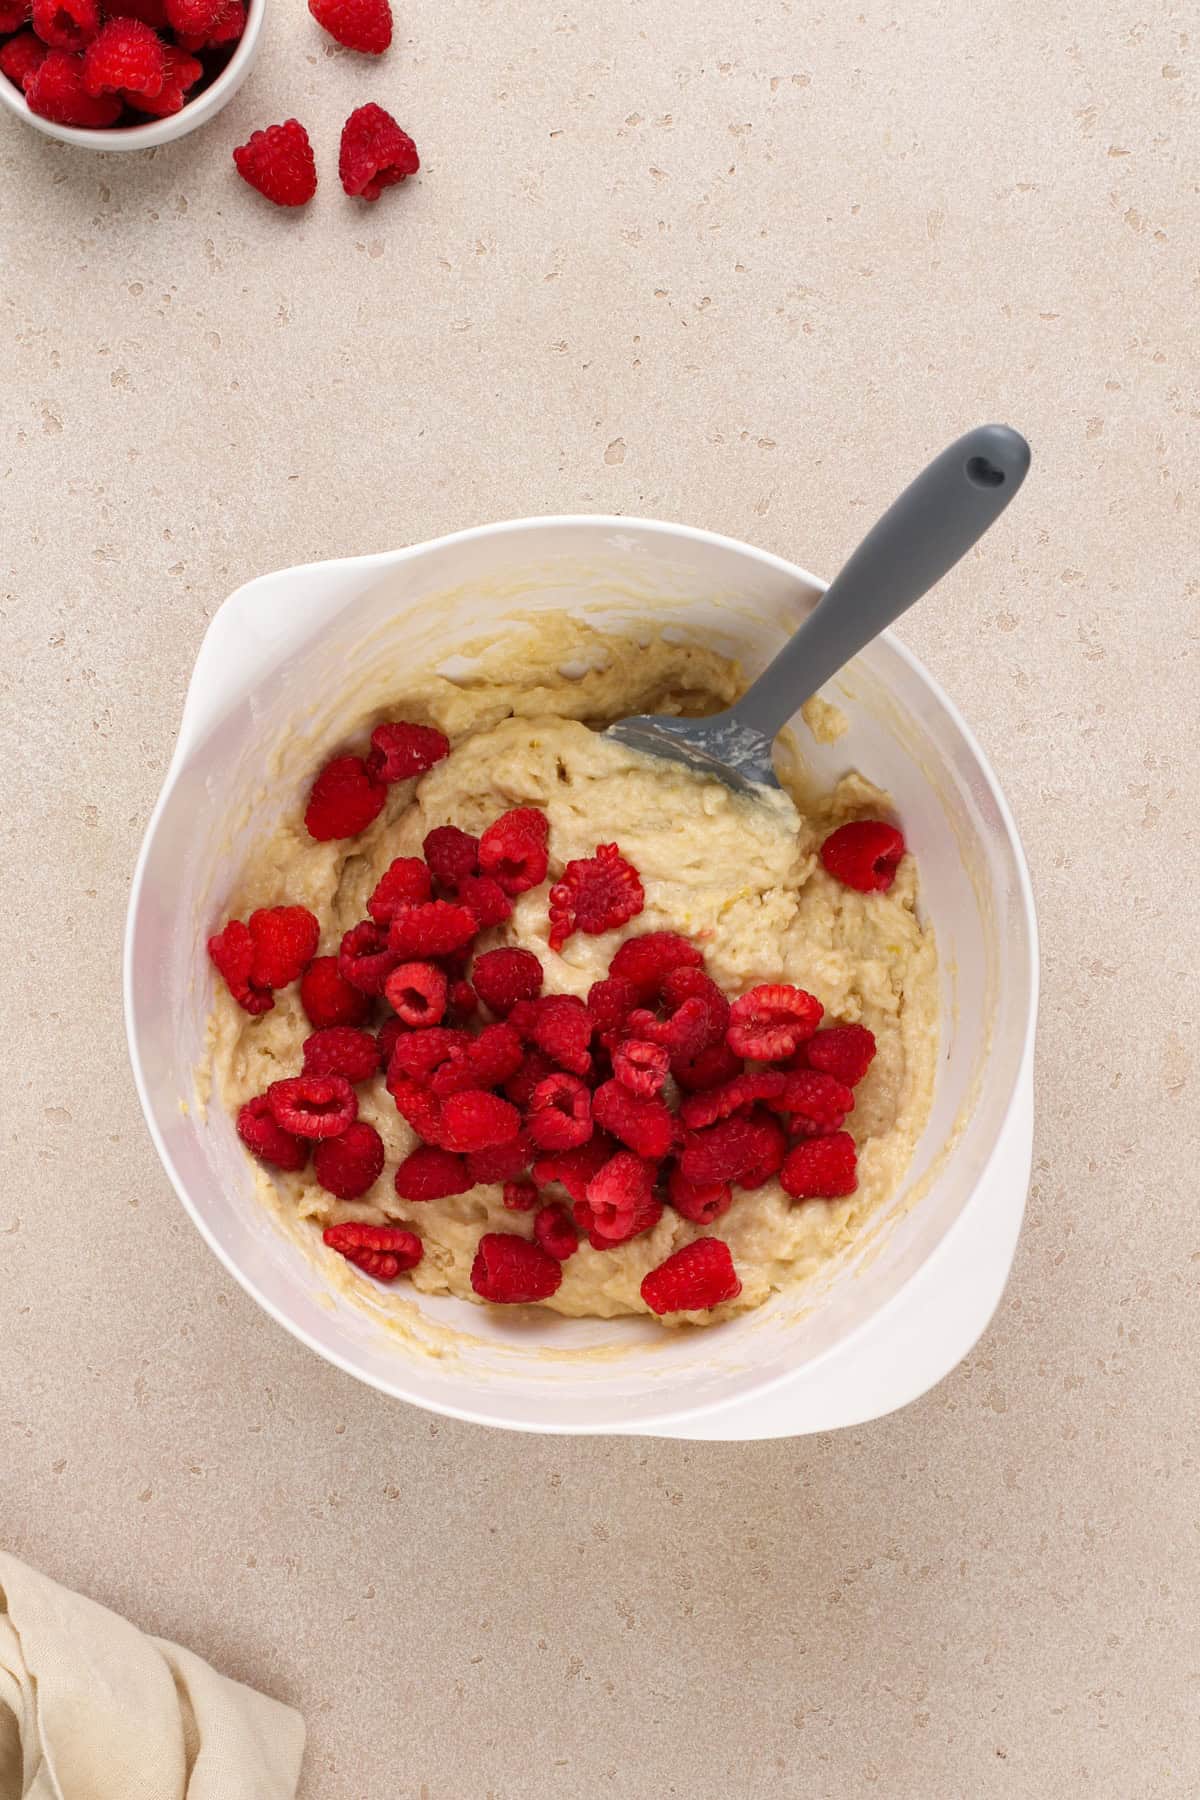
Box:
[124, 513, 1040, 1432]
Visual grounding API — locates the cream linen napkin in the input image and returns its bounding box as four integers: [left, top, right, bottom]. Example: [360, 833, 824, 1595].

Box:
[0, 1553, 304, 1800]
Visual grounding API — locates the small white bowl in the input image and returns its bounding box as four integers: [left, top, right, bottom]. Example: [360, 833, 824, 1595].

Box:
[0, 0, 262, 150]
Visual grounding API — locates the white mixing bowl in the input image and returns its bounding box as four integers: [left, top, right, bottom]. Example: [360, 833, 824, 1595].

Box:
[124, 517, 1038, 1439]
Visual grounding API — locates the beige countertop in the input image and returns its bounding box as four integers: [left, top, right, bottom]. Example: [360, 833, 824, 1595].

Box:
[2, 1, 1197, 1793]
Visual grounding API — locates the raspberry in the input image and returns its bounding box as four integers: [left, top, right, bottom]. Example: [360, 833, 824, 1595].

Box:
[577, 1150, 656, 1242]
[467, 1135, 531, 1186]
[471, 1232, 562, 1304]
[641, 1238, 741, 1315]
[309, 0, 390, 53]
[819, 819, 906, 893]
[0, 0, 30, 28]
[803, 1023, 877, 1087]
[448, 978, 479, 1022]
[671, 1041, 742, 1092]
[422, 824, 479, 890]
[612, 1037, 669, 1097]
[503, 1179, 539, 1212]
[247, 905, 319, 989]
[456, 874, 513, 929]
[174, 0, 241, 47]
[627, 995, 709, 1060]
[780, 1130, 858, 1199]
[736, 1109, 788, 1188]
[207, 919, 272, 1015]
[507, 994, 592, 1076]
[30, 0, 98, 50]
[667, 1165, 732, 1225]
[661, 966, 730, 1048]
[81, 15, 162, 95]
[339, 101, 419, 200]
[394, 1144, 471, 1201]
[314, 1121, 385, 1198]
[387, 1075, 442, 1142]
[534, 1202, 579, 1259]
[527, 1073, 593, 1151]
[585, 975, 638, 1043]
[678, 1071, 786, 1130]
[300, 954, 373, 1028]
[775, 1070, 854, 1137]
[0, 31, 48, 89]
[502, 1048, 556, 1108]
[377, 1015, 404, 1066]
[472, 946, 543, 1017]
[388, 900, 477, 959]
[237, 1095, 309, 1173]
[608, 931, 703, 1000]
[531, 1132, 617, 1202]
[679, 1112, 783, 1186]
[477, 807, 549, 896]
[131, 44, 201, 114]
[233, 118, 319, 209]
[26, 47, 119, 122]
[304, 753, 383, 836]
[437, 1090, 520, 1153]
[726, 984, 823, 1060]
[163, 0, 220, 31]
[367, 720, 449, 783]
[366, 856, 432, 924]
[324, 1221, 422, 1281]
[387, 1025, 470, 1085]
[338, 920, 398, 995]
[302, 1025, 381, 1082]
[384, 960, 447, 1027]
[591, 1080, 673, 1159]
[431, 1022, 524, 1096]
[548, 843, 645, 951]
[267, 1073, 357, 1140]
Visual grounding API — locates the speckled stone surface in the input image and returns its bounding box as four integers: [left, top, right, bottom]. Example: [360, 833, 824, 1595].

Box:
[2, 1, 1198, 1793]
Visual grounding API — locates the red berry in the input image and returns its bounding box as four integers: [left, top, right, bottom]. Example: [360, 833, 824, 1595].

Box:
[31, 0, 98, 49]
[384, 960, 448, 1027]
[507, 993, 593, 1076]
[667, 1165, 732, 1225]
[627, 994, 709, 1060]
[338, 920, 398, 995]
[456, 874, 513, 928]
[585, 974, 638, 1043]
[470, 1232, 562, 1304]
[313, 1120, 385, 1198]
[309, 0, 390, 54]
[422, 824, 479, 889]
[163, 0, 220, 31]
[780, 1130, 859, 1199]
[477, 806, 549, 896]
[531, 1132, 617, 1203]
[678, 1071, 786, 1130]
[660, 966, 730, 1048]
[304, 753, 385, 841]
[774, 1070, 854, 1137]
[527, 1072, 593, 1151]
[548, 843, 644, 952]
[432, 1021, 524, 1095]
[246, 904, 319, 989]
[437, 1090, 521, 1153]
[472, 946, 544, 1016]
[387, 1026, 470, 1086]
[339, 101, 419, 200]
[448, 977, 479, 1022]
[367, 720, 449, 783]
[467, 1136, 531, 1186]
[534, 1202, 579, 1260]
[302, 1025, 381, 1082]
[612, 1038, 669, 1097]
[1, 29, 48, 88]
[126, 41, 199, 114]
[267, 1074, 357, 1140]
[0, 0, 31, 29]
[300, 954, 373, 1028]
[377, 1015, 405, 1066]
[388, 900, 477, 959]
[394, 1144, 471, 1201]
[577, 1150, 657, 1245]
[26, 47, 119, 122]
[679, 1112, 783, 1186]
[503, 1048, 556, 1108]
[207, 918, 272, 1015]
[608, 931, 703, 1000]
[803, 1023, 877, 1087]
[233, 118, 319, 210]
[237, 1094, 309, 1172]
[592, 1079, 674, 1159]
[734, 1108, 788, 1188]
[820, 819, 906, 893]
[387, 1075, 443, 1142]
[174, 0, 241, 47]
[324, 1220, 422, 1281]
[503, 1179, 539, 1213]
[671, 1040, 742, 1092]
[366, 856, 432, 924]
[726, 984, 823, 1060]
[641, 1238, 741, 1315]
[81, 15, 162, 95]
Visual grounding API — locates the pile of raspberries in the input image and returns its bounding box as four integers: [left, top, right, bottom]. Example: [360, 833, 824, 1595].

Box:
[208, 717, 906, 1318]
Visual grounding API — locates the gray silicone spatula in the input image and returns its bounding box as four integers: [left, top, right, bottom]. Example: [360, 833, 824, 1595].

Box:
[606, 424, 1030, 794]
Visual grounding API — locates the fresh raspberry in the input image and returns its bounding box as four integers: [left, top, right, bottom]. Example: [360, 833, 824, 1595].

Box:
[612, 1037, 669, 1097]
[726, 984, 823, 1060]
[608, 931, 703, 1001]
[531, 1132, 617, 1203]
[304, 753, 383, 836]
[0, 0, 30, 29]
[585, 974, 638, 1043]
[388, 900, 477, 959]
[367, 720, 449, 783]
[503, 1179, 539, 1212]
[448, 978, 479, 1022]
[502, 1048, 556, 1108]
[577, 1150, 656, 1243]
[430, 1021, 524, 1096]
[470, 1232, 562, 1304]
[591, 1080, 674, 1159]
[437, 1090, 521, 1153]
[313, 1120, 385, 1198]
[667, 1165, 732, 1225]
[384, 960, 448, 1028]
[641, 1238, 741, 1315]
[472, 946, 543, 1017]
[339, 101, 419, 199]
[780, 1130, 858, 1199]
[774, 1070, 854, 1137]
[527, 1073, 593, 1151]
[366, 856, 432, 924]
[26, 47, 119, 121]
[207, 919, 272, 1015]
[819, 819, 906, 893]
[671, 1040, 742, 1092]
[422, 825, 479, 890]
[103, 0, 166, 23]
[302, 1025, 381, 1082]
[246, 905, 319, 989]
[736, 1108, 788, 1188]
[323, 1221, 422, 1281]
[678, 1071, 786, 1130]
[300, 954, 373, 1028]
[387, 1025, 470, 1086]
[477, 806, 549, 896]
[394, 1144, 471, 1201]
[267, 1073, 357, 1140]
[174, 0, 241, 47]
[126, 41, 198, 113]
[309, 0, 389, 52]
[30, 0, 98, 49]
[627, 995, 709, 1060]
[548, 843, 645, 952]
[338, 920, 398, 995]
[455, 874, 513, 929]
[0, 31, 47, 88]
[233, 117, 320, 207]
[387, 1075, 443, 1142]
[680, 1112, 784, 1186]
[803, 1023, 877, 1087]
[467, 1135, 531, 1186]
[81, 15, 162, 95]
[507, 994, 593, 1076]
[579, 1194, 663, 1250]
[660, 966, 730, 1048]
[237, 1094, 309, 1173]
[163, 0, 220, 30]
[534, 1202, 579, 1259]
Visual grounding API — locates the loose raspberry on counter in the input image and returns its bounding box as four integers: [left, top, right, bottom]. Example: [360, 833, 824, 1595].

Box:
[267, 1073, 358, 1139]
[30, 0, 98, 49]
[774, 1070, 854, 1138]
[1, 30, 48, 88]
[819, 819, 906, 893]
[612, 1038, 669, 1097]
[366, 856, 432, 924]
[437, 1090, 521, 1153]
[81, 15, 163, 95]
[534, 1202, 579, 1260]
[547, 843, 645, 951]
[667, 1165, 732, 1225]
[671, 1040, 742, 1092]
[388, 900, 478, 959]
[592, 1080, 674, 1159]
[247, 904, 320, 990]
[585, 974, 638, 1044]
[803, 1023, 877, 1087]
[132, 43, 200, 114]
[471, 1232, 563, 1304]
[387, 1025, 471, 1086]
[338, 920, 398, 995]
[422, 824, 480, 890]
[641, 1238, 741, 1315]
[455, 874, 513, 929]
[233, 118, 319, 208]
[477, 806, 549, 896]
[313, 1120, 385, 1198]
[503, 1179, 539, 1212]
[472, 946, 544, 1017]
[394, 1143, 472, 1201]
[301, 954, 373, 1028]
[302, 1025, 381, 1082]
[309, 0, 390, 53]
[608, 931, 703, 1001]
[367, 720, 449, 783]
[527, 1072, 593, 1151]
[467, 1136, 531, 1186]
[678, 1071, 786, 1130]
[237, 1095, 309, 1172]
[25, 47, 119, 123]
[387, 1074, 443, 1142]
[339, 101, 419, 200]
[324, 1221, 422, 1281]
[531, 1132, 617, 1203]
[726, 983, 823, 1060]
[507, 993, 593, 1076]
[207, 918, 273, 1015]
[780, 1130, 859, 1199]
[679, 1111, 783, 1186]
[384, 960, 448, 1027]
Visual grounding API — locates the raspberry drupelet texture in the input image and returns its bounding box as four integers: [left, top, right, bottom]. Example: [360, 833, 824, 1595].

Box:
[547, 843, 645, 951]
[314, 1121, 385, 1198]
[339, 102, 419, 200]
[323, 1221, 422, 1281]
[641, 1238, 741, 1315]
[308, 0, 390, 53]
[470, 1233, 563, 1304]
[303, 752, 383, 836]
[819, 819, 906, 893]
